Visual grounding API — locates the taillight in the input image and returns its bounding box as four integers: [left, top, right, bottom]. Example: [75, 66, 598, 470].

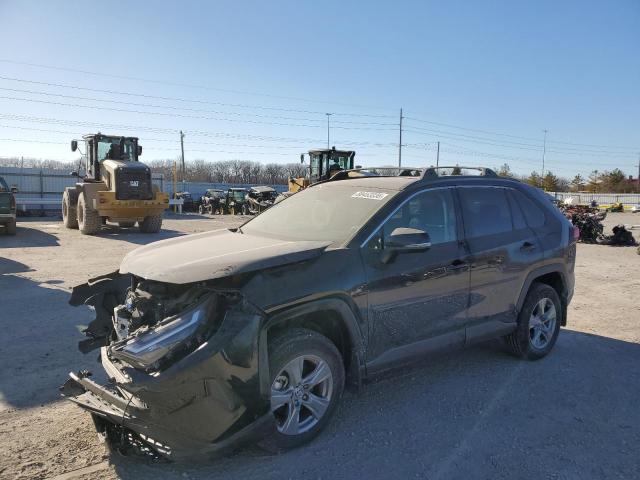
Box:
[10, 195, 15, 209]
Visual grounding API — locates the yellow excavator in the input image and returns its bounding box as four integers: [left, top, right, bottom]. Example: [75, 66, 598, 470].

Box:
[288, 147, 356, 193]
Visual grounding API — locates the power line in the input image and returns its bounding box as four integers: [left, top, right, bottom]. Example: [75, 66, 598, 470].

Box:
[403, 127, 638, 158]
[0, 95, 400, 131]
[0, 85, 398, 126]
[0, 75, 396, 118]
[0, 59, 397, 111]
[0, 115, 399, 148]
[405, 114, 640, 151]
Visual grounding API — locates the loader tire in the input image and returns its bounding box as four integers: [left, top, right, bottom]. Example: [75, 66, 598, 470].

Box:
[77, 192, 101, 235]
[62, 189, 78, 229]
[139, 214, 162, 233]
[5, 218, 16, 235]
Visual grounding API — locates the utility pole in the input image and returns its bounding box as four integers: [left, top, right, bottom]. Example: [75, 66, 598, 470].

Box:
[325, 113, 332, 149]
[179, 130, 185, 190]
[436, 141, 440, 169]
[636, 154, 640, 193]
[541, 129, 548, 188]
[398, 108, 403, 168]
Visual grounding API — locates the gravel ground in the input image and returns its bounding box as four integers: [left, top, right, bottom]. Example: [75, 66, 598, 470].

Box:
[1, 212, 639, 480]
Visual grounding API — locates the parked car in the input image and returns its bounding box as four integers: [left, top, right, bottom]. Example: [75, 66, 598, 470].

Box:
[198, 188, 225, 215]
[0, 176, 17, 235]
[631, 204, 640, 213]
[62, 167, 576, 459]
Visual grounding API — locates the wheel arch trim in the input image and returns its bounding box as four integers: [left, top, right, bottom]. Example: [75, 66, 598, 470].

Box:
[259, 296, 367, 392]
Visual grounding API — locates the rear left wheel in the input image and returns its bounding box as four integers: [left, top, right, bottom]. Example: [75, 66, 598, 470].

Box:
[258, 328, 344, 453]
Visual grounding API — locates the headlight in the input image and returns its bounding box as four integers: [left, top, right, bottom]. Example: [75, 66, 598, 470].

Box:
[111, 294, 216, 370]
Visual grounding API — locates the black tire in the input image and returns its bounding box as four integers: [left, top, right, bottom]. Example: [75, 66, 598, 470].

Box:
[62, 189, 78, 229]
[504, 282, 562, 360]
[258, 328, 345, 454]
[139, 214, 162, 233]
[198, 204, 204, 215]
[6, 218, 16, 235]
[118, 221, 136, 228]
[77, 192, 100, 235]
[206, 205, 213, 215]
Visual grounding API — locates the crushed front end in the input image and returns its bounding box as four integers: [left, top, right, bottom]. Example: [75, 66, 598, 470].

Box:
[61, 272, 273, 460]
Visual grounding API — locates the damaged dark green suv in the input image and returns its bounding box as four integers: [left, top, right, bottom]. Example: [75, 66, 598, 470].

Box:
[62, 166, 576, 459]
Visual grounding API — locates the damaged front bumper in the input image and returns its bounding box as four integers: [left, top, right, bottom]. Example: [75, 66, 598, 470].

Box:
[63, 273, 275, 460]
[61, 369, 273, 460]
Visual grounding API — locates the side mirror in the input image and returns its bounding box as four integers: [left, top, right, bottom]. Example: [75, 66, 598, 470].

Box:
[137, 145, 143, 156]
[10, 186, 18, 193]
[71, 140, 78, 152]
[381, 227, 431, 264]
[300, 154, 305, 164]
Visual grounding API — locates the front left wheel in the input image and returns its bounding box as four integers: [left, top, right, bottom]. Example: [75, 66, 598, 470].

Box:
[258, 328, 345, 453]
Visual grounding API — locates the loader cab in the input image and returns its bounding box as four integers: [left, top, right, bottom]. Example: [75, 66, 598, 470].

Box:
[308, 148, 355, 184]
[72, 134, 142, 181]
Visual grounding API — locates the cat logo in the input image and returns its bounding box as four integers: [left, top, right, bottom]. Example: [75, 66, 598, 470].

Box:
[129, 180, 139, 187]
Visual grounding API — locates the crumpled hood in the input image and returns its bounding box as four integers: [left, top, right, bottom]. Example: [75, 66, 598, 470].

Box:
[120, 229, 331, 284]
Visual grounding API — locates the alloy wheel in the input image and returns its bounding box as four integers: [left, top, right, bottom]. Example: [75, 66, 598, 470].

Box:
[270, 355, 333, 435]
[528, 297, 557, 350]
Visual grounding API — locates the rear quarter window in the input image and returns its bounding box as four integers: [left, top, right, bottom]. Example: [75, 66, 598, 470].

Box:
[512, 189, 546, 228]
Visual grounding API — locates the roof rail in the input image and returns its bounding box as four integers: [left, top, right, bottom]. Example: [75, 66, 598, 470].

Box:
[327, 167, 423, 182]
[420, 166, 498, 180]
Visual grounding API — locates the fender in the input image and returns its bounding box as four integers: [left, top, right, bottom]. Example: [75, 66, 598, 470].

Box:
[516, 263, 569, 324]
[260, 296, 367, 393]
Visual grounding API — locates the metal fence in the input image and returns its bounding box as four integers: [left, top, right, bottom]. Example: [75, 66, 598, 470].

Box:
[549, 192, 640, 206]
[0, 167, 287, 211]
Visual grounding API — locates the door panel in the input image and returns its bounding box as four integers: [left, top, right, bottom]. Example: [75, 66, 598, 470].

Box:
[361, 188, 470, 371]
[458, 187, 544, 344]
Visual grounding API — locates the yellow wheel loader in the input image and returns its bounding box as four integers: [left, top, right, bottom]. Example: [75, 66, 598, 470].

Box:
[62, 133, 169, 235]
[288, 147, 356, 193]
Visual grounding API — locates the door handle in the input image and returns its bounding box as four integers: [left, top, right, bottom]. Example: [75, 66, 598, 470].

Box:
[450, 259, 468, 270]
[520, 241, 536, 252]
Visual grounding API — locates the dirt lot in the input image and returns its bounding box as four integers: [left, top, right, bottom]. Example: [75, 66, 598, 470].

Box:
[1, 212, 639, 480]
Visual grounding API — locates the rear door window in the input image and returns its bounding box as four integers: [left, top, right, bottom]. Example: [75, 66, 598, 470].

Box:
[458, 187, 512, 238]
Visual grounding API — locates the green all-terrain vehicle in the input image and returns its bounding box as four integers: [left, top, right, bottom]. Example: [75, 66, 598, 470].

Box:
[0, 176, 17, 235]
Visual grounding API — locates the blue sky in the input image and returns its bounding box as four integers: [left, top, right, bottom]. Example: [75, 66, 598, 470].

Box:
[0, 0, 638, 178]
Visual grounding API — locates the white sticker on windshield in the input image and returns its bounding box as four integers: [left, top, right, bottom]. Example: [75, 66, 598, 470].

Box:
[351, 191, 389, 200]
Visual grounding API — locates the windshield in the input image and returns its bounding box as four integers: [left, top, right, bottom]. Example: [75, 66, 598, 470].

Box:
[231, 190, 246, 201]
[97, 137, 137, 162]
[241, 184, 396, 243]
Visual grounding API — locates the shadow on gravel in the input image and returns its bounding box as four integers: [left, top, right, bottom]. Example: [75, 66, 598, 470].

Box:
[95, 225, 185, 245]
[0, 257, 33, 275]
[0, 271, 104, 410]
[108, 330, 640, 480]
[0, 225, 59, 248]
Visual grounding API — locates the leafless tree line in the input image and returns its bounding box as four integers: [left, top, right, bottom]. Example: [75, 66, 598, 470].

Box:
[0, 157, 307, 185]
[146, 158, 307, 185]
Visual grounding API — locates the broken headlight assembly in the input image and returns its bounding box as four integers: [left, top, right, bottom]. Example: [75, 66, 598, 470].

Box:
[110, 293, 218, 371]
